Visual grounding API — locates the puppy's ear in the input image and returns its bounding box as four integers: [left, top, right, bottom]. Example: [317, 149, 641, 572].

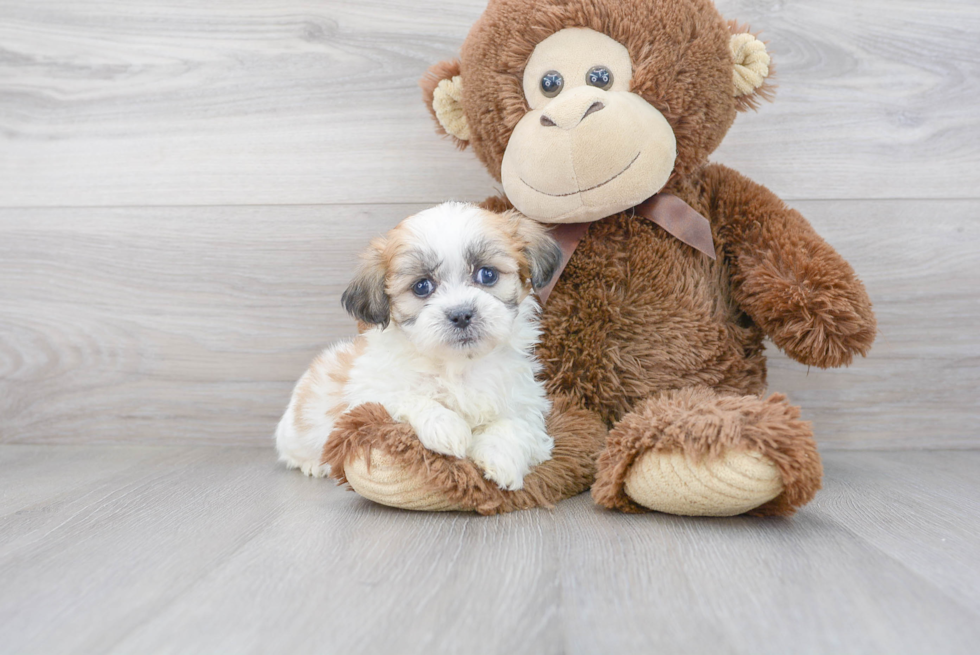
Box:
[513, 214, 563, 290]
[341, 238, 390, 328]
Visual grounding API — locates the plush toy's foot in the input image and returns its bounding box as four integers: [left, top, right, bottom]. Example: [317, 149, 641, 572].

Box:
[322, 396, 606, 515]
[623, 448, 783, 517]
[592, 387, 822, 517]
[345, 450, 464, 512]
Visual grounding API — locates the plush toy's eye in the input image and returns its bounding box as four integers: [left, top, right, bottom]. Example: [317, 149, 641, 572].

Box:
[474, 267, 498, 286]
[540, 71, 564, 98]
[412, 278, 435, 298]
[586, 65, 613, 90]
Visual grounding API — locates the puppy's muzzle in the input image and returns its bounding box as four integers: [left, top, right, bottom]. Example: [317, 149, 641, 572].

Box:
[446, 306, 476, 330]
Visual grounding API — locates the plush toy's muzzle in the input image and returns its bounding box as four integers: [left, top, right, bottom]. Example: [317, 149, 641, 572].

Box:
[501, 86, 677, 224]
[496, 27, 677, 223]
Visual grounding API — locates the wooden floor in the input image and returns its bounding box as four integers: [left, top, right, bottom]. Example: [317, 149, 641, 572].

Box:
[1, 447, 978, 654]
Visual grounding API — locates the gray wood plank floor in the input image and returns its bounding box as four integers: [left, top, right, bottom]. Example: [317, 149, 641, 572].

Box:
[1, 446, 978, 654]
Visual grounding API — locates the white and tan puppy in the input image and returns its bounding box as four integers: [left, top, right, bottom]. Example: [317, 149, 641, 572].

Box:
[275, 202, 563, 490]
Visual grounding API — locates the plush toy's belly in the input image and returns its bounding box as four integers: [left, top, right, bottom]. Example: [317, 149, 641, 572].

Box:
[537, 212, 767, 426]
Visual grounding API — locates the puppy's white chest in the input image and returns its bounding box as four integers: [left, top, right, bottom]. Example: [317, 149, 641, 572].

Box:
[430, 371, 502, 428]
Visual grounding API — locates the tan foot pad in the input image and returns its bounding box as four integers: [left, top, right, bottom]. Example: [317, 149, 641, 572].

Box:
[624, 449, 783, 517]
[345, 450, 469, 512]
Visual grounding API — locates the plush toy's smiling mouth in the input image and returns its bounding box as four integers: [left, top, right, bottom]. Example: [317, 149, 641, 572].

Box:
[519, 151, 641, 197]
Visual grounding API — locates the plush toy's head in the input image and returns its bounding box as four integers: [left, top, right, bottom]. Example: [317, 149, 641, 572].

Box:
[422, 0, 773, 223]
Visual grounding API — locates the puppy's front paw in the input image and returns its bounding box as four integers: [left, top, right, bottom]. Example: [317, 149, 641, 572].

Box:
[415, 411, 472, 459]
[468, 438, 528, 491]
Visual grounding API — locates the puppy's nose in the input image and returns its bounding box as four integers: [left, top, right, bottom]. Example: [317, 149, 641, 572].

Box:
[447, 306, 475, 329]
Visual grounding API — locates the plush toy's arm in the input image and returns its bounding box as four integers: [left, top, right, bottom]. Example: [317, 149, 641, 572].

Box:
[702, 163, 876, 368]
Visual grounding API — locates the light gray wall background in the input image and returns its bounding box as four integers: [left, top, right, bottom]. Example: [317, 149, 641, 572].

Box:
[1, 0, 978, 449]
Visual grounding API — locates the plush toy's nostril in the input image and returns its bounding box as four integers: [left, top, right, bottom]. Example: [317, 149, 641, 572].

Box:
[447, 307, 475, 329]
[582, 101, 605, 121]
[541, 101, 604, 129]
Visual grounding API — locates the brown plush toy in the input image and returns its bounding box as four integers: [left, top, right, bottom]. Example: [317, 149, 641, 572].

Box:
[323, 0, 876, 517]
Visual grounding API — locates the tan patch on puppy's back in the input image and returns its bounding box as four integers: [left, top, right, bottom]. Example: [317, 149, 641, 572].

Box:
[293, 336, 367, 432]
[328, 336, 367, 386]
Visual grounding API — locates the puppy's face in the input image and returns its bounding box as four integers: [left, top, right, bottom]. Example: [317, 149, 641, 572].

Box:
[342, 203, 562, 359]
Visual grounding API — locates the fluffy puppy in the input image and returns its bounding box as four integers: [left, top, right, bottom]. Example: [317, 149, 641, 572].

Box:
[275, 202, 563, 490]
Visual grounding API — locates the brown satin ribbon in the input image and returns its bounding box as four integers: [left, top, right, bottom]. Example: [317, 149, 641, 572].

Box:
[537, 193, 716, 304]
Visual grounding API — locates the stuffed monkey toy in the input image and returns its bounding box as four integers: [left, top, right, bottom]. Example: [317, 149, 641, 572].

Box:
[323, 0, 876, 517]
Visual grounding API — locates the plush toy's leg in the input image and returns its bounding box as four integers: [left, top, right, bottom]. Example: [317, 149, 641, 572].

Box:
[322, 395, 606, 515]
[591, 387, 822, 517]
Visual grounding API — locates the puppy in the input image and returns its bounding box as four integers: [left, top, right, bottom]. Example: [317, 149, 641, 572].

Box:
[275, 202, 563, 490]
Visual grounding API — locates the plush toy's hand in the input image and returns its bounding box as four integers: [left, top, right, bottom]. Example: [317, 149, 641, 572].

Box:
[705, 164, 877, 368]
[736, 242, 877, 368]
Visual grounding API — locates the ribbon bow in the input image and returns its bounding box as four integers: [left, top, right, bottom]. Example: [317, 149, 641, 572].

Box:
[537, 194, 716, 304]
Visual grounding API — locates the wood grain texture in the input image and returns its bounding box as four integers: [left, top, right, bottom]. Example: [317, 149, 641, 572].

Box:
[0, 446, 978, 654]
[553, 450, 980, 655]
[1, 200, 977, 448]
[0, 0, 978, 207]
[0, 204, 407, 445]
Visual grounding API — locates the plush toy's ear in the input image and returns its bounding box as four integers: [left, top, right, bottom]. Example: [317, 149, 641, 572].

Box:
[420, 60, 471, 147]
[341, 238, 390, 328]
[728, 22, 774, 111]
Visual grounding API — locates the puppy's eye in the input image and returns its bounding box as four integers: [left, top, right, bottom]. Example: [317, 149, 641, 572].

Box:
[586, 65, 613, 90]
[412, 278, 435, 297]
[540, 71, 564, 98]
[474, 267, 498, 286]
